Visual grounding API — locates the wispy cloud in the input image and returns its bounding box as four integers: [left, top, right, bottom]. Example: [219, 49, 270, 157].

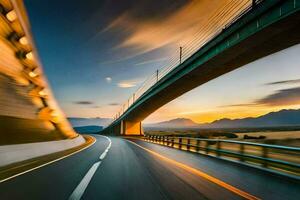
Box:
[103, 0, 240, 56]
[98, 52, 145, 66]
[73, 101, 94, 105]
[118, 82, 137, 88]
[218, 103, 258, 108]
[135, 57, 167, 66]
[265, 78, 300, 86]
[108, 103, 120, 106]
[221, 86, 300, 108]
[117, 78, 142, 88]
[255, 87, 300, 106]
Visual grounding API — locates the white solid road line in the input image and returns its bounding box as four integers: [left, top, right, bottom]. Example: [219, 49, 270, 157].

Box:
[68, 135, 112, 200]
[99, 135, 112, 160]
[0, 136, 97, 184]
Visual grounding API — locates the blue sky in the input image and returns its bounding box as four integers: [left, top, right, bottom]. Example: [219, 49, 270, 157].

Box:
[25, 0, 300, 123]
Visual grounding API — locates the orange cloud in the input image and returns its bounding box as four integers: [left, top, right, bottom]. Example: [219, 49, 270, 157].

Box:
[117, 79, 142, 88]
[118, 82, 136, 88]
[105, 0, 250, 55]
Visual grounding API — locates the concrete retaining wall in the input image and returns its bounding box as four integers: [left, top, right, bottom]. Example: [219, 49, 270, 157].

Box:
[0, 135, 86, 167]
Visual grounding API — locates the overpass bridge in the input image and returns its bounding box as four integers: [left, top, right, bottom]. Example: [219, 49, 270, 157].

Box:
[102, 0, 300, 135]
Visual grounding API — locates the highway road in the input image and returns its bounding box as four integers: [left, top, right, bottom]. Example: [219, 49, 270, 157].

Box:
[0, 135, 299, 200]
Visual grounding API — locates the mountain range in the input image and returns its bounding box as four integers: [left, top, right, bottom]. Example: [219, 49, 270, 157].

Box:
[145, 109, 300, 129]
[73, 125, 103, 134]
[68, 117, 112, 127]
[67, 109, 300, 129]
[146, 118, 199, 128]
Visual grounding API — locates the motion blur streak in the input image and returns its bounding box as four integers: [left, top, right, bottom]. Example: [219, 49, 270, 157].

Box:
[0, 0, 77, 145]
[126, 140, 260, 200]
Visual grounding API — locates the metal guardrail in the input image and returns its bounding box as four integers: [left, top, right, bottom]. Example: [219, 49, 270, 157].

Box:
[144, 135, 300, 177]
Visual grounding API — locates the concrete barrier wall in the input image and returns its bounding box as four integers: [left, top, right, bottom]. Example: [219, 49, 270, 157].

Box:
[0, 0, 79, 145]
[0, 135, 86, 167]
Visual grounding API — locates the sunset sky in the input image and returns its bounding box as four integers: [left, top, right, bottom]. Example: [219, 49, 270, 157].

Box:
[25, 0, 300, 124]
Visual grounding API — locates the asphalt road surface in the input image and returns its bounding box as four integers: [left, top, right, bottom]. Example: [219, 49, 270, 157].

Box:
[0, 135, 299, 200]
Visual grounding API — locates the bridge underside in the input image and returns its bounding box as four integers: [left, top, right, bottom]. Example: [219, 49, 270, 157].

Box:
[126, 8, 300, 123]
[107, 121, 143, 135]
[103, 0, 300, 136]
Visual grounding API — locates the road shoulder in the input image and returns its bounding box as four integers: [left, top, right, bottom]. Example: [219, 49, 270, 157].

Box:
[0, 135, 95, 183]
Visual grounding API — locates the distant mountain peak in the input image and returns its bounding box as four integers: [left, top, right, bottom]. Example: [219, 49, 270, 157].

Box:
[202, 108, 300, 128]
[146, 118, 199, 128]
[67, 117, 112, 127]
[167, 118, 195, 122]
[145, 108, 300, 129]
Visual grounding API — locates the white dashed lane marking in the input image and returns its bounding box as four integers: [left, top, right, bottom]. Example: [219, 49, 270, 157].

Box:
[68, 135, 112, 200]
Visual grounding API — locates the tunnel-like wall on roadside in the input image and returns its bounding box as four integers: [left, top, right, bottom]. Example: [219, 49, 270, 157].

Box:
[0, 0, 78, 145]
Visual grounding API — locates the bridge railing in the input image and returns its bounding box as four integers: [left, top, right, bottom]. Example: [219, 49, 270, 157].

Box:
[111, 0, 264, 123]
[144, 135, 300, 178]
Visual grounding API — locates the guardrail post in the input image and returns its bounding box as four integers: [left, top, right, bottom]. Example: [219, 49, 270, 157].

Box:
[179, 138, 182, 149]
[216, 141, 221, 157]
[187, 138, 190, 151]
[240, 144, 244, 161]
[262, 147, 268, 167]
[196, 139, 200, 152]
[171, 138, 174, 147]
[166, 136, 169, 146]
[205, 141, 209, 154]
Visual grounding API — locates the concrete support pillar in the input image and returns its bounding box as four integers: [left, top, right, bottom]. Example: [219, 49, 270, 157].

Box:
[121, 120, 143, 135]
